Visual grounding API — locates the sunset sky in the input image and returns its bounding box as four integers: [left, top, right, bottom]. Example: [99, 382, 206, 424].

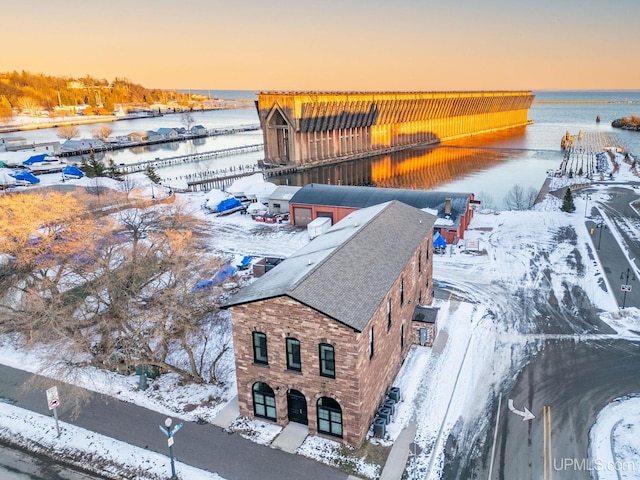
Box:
[3, 0, 640, 92]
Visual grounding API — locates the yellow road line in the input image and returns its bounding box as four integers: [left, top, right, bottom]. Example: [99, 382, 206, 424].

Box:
[547, 406, 553, 480]
[543, 406, 553, 480]
[543, 405, 547, 480]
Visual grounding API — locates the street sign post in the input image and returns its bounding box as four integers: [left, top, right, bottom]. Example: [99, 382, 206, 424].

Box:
[620, 268, 636, 309]
[46, 386, 61, 437]
[159, 417, 183, 479]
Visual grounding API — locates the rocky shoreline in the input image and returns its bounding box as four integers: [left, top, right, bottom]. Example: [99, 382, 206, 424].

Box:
[612, 117, 640, 131]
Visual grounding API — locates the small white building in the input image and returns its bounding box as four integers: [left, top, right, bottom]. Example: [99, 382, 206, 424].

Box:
[0, 136, 28, 149]
[61, 139, 106, 152]
[157, 128, 180, 140]
[267, 185, 301, 215]
[190, 125, 207, 136]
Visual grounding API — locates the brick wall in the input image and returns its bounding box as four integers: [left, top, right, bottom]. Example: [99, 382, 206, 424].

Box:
[229, 232, 434, 447]
[231, 297, 363, 444]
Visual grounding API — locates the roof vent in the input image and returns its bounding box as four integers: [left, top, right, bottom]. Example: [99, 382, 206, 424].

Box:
[308, 259, 312, 265]
[354, 222, 358, 227]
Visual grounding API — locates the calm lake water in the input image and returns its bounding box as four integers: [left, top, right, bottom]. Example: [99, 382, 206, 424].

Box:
[3, 91, 640, 208]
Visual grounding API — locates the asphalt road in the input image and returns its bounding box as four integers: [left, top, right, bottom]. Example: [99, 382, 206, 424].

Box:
[487, 338, 640, 479]
[0, 442, 105, 480]
[440, 184, 640, 479]
[0, 366, 351, 480]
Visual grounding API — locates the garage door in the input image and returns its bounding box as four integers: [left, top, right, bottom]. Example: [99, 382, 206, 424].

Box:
[293, 207, 312, 226]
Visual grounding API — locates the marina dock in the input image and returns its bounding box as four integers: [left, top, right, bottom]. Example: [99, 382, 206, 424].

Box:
[559, 131, 626, 177]
[117, 143, 263, 175]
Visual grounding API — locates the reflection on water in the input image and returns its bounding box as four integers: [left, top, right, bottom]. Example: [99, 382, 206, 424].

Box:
[271, 126, 562, 208]
[371, 146, 513, 190]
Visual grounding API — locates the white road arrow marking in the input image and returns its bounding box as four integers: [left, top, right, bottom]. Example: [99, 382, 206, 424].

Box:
[508, 399, 535, 421]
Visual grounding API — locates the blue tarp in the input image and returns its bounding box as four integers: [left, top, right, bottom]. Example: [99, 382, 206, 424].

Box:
[194, 279, 214, 290]
[23, 154, 51, 165]
[193, 263, 238, 291]
[236, 255, 253, 269]
[212, 263, 238, 284]
[215, 197, 243, 213]
[433, 232, 447, 249]
[11, 171, 40, 184]
[62, 165, 85, 178]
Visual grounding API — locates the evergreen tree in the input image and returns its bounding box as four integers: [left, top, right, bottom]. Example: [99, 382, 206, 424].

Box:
[561, 188, 576, 213]
[107, 159, 124, 181]
[80, 151, 106, 178]
[144, 164, 161, 184]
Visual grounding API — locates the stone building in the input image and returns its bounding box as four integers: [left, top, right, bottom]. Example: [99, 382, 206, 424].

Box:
[256, 91, 534, 166]
[224, 200, 437, 446]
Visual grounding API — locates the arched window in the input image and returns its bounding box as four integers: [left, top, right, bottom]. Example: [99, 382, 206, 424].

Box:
[286, 337, 301, 371]
[252, 382, 276, 420]
[317, 397, 342, 438]
[319, 343, 335, 378]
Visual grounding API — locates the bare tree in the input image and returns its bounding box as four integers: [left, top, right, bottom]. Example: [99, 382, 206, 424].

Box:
[0, 196, 232, 385]
[57, 125, 81, 141]
[91, 126, 112, 141]
[504, 184, 538, 211]
[118, 175, 138, 198]
[17, 96, 41, 115]
[181, 111, 195, 132]
[477, 191, 495, 210]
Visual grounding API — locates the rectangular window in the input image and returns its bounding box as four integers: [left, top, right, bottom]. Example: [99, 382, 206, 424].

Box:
[252, 332, 268, 365]
[400, 278, 404, 306]
[369, 327, 374, 359]
[319, 344, 335, 378]
[387, 298, 392, 331]
[286, 338, 301, 371]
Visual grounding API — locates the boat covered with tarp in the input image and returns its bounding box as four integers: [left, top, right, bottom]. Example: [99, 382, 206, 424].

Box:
[62, 165, 85, 179]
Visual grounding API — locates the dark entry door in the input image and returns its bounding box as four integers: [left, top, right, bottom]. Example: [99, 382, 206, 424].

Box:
[287, 389, 308, 425]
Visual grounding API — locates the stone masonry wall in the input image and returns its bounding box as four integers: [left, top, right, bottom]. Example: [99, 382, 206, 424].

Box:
[352, 235, 434, 442]
[229, 234, 434, 447]
[231, 297, 363, 445]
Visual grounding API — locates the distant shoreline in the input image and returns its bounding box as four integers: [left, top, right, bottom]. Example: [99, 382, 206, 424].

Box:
[534, 100, 640, 104]
[0, 105, 252, 134]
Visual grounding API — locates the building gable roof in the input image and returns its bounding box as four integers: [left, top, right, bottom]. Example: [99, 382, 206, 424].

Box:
[290, 184, 471, 227]
[223, 200, 436, 332]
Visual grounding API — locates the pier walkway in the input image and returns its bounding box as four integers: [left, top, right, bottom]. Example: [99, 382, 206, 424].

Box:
[559, 131, 624, 177]
[59, 124, 261, 158]
[118, 143, 263, 175]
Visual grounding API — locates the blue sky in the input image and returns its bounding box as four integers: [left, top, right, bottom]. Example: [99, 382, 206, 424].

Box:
[2, 0, 640, 91]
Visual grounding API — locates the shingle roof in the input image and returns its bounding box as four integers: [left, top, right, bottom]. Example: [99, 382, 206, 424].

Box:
[223, 200, 436, 332]
[290, 184, 471, 227]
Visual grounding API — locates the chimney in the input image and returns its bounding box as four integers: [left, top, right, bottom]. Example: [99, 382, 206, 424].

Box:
[445, 197, 452, 215]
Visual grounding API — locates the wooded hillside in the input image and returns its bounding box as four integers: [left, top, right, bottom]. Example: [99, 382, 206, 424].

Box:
[0, 71, 193, 116]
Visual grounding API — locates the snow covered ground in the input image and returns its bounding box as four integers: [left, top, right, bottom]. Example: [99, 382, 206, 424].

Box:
[1, 153, 639, 479]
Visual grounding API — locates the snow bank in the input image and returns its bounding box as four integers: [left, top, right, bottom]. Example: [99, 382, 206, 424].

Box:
[589, 395, 640, 480]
